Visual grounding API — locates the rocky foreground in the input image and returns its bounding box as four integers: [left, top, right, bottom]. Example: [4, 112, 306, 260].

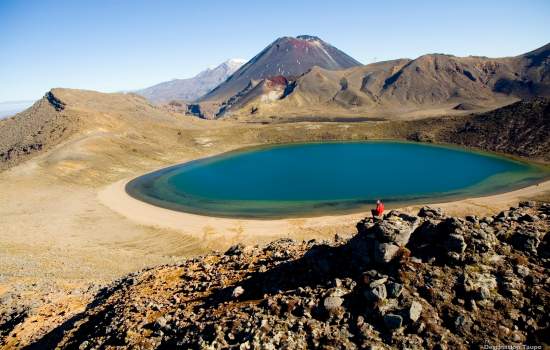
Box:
[2, 202, 549, 349]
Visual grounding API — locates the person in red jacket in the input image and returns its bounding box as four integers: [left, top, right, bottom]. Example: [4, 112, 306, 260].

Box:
[371, 199, 384, 220]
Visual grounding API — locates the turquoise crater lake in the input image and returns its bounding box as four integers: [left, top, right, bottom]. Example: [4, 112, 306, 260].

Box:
[126, 142, 548, 218]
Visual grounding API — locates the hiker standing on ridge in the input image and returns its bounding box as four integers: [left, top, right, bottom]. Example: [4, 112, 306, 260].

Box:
[371, 199, 384, 220]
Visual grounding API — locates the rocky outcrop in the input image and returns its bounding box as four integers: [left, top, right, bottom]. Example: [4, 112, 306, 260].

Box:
[0, 91, 78, 170]
[10, 202, 549, 349]
[46, 91, 66, 111]
[355, 211, 421, 264]
[441, 97, 550, 161]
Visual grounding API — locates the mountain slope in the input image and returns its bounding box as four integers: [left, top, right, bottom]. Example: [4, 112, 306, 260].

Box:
[136, 59, 245, 103]
[220, 42, 550, 121]
[440, 97, 550, 161]
[493, 43, 550, 97]
[0, 89, 212, 172]
[0, 92, 77, 169]
[200, 35, 362, 105]
[20, 203, 550, 349]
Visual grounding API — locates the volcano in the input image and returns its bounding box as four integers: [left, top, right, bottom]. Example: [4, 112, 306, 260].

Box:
[200, 35, 362, 104]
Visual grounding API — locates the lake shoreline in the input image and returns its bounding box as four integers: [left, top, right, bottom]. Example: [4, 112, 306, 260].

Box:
[123, 140, 550, 219]
[99, 140, 550, 240]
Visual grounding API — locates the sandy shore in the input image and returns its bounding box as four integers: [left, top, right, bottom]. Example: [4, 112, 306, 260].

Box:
[99, 173, 550, 244]
[99, 178, 366, 244]
[409, 179, 550, 216]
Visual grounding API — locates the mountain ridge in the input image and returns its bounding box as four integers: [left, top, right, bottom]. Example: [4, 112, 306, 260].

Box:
[210, 42, 550, 121]
[135, 59, 245, 103]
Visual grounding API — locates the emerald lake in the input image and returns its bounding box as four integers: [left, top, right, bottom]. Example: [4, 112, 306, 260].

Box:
[126, 142, 548, 218]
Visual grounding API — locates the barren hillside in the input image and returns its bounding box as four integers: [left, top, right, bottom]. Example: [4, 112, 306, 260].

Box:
[7, 202, 548, 348]
[214, 43, 550, 121]
[2, 89, 549, 177]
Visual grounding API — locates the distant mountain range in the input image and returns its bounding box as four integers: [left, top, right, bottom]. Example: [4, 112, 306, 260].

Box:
[135, 59, 246, 103]
[185, 36, 549, 120]
[133, 35, 549, 121]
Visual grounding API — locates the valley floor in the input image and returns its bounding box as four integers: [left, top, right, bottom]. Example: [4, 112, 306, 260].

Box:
[1, 116, 549, 347]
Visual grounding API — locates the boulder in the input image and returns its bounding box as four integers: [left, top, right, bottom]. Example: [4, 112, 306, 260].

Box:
[373, 242, 400, 264]
[446, 251, 462, 263]
[232, 286, 245, 298]
[368, 277, 388, 288]
[225, 244, 245, 256]
[444, 234, 467, 254]
[346, 234, 373, 266]
[440, 217, 466, 235]
[418, 206, 444, 218]
[364, 284, 387, 302]
[515, 265, 530, 278]
[462, 273, 497, 299]
[154, 316, 168, 330]
[378, 298, 399, 315]
[518, 214, 538, 223]
[383, 314, 403, 329]
[386, 282, 403, 298]
[409, 219, 441, 244]
[518, 201, 536, 208]
[371, 214, 421, 246]
[476, 286, 491, 300]
[409, 301, 423, 322]
[325, 287, 347, 298]
[510, 229, 541, 255]
[323, 296, 344, 314]
[356, 218, 375, 236]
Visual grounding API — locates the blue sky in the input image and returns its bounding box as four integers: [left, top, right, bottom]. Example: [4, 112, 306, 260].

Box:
[0, 0, 548, 101]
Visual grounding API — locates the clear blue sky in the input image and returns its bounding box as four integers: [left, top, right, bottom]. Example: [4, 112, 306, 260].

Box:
[1, 0, 548, 101]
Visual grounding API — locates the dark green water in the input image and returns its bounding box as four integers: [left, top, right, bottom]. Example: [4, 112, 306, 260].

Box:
[126, 142, 548, 218]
